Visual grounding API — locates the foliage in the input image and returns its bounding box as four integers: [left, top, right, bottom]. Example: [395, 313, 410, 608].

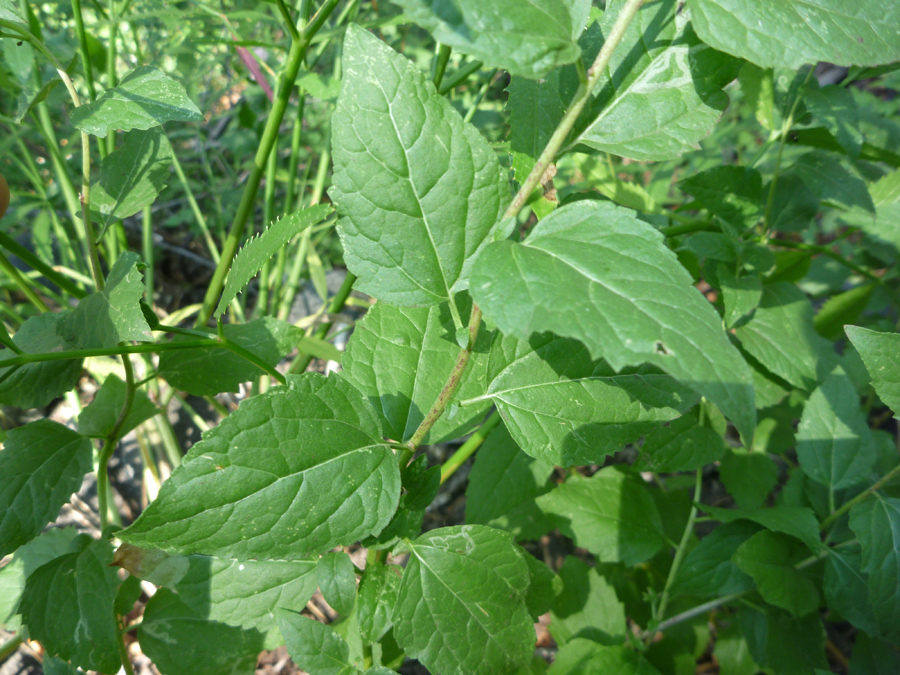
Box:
[1, 0, 900, 674]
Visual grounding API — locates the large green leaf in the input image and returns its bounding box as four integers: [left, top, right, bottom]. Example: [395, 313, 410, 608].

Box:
[469, 332, 700, 466]
[70, 65, 203, 137]
[139, 589, 262, 675]
[470, 200, 756, 442]
[215, 204, 332, 319]
[635, 405, 726, 473]
[688, 0, 900, 69]
[679, 166, 763, 230]
[823, 546, 881, 636]
[0, 420, 92, 558]
[734, 283, 836, 392]
[89, 128, 172, 233]
[845, 326, 900, 417]
[277, 610, 359, 675]
[732, 531, 819, 617]
[0, 312, 83, 409]
[719, 449, 778, 509]
[570, 0, 740, 160]
[58, 251, 152, 349]
[341, 298, 493, 444]
[159, 317, 301, 396]
[507, 72, 566, 194]
[112, 543, 318, 649]
[465, 424, 555, 540]
[536, 467, 664, 566]
[119, 374, 401, 559]
[392, 525, 534, 675]
[792, 151, 875, 214]
[737, 606, 828, 675]
[357, 563, 401, 644]
[20, 537, 121, 673]
[390, 0, 584, 79]
[804, 85, 862, 158]
[796, 368, 877, 489]
[671, 521, 761, 598]
[547, 640, 662, 675]
[78, 374, 158, 438]
[331, 25, 510, 307]
[318, 551, 357, 616]
[849, 497, 900, 642]
[549, 556, 626, 647]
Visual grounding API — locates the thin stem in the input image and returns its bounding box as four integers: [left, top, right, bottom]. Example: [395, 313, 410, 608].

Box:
[638, 592, 746, 641]
[820, 463, 900, 530]
[438, 59, 483, 95]
[0, 250, 50, 312]
[98, 356, 136, 529]
[655, 468, 702, 625]
[0, 216, 87, 298]
[71, 0, 98, 99]
[117, 619, 136, 675]
[142, 205, 154, 300]
[276, 0, 301, 41]
[0, 631, 24, 662]
[195, 0, 343, 327]
[660, 220, 718, 238]
[440, 411, 501, 484]
[288, 271, 357, 373]
[170, 149, 221, 263]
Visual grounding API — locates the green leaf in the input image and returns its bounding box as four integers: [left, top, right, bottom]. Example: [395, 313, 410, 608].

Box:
[824, 546, 881, 636]
[0, 312, 83, 409]
[89, 128, 172, 233]
[392, 525, 534, 675]
[0, 527, 79, 630]
[848, 497, 900, 642]
[702, 505, 823, 552]
[475, 332, 700, 467]
[0, 420, 92, 558]
[215, 205, 332, 319]
[734, 282, 836, 392]
[733, 531, 819, 617]
[159, 317, 301, 396]
[331, 25, 510, 307]
[688, 0, 900, 69]
[43, 657, 87, 675]
[341, 298, 494, 444]
[522, 551, 562, 620]
[112, 542, 318, 649]
[470, 200, 756, 442]
[713, 623, 762, 675]
[78, 374, 158, 438]
[465, 424, 555, 540]
[814, 284, 875, 340]
[119, 373, 401, 559]
[671, 521, 761, 598]
[357, 563, 401, 644]
[318, 552, 357, 616]
[796, 367, 877, 489]
[792, 150, 875, 214]
[507, 73, 566, 193]
[0, 0, 26, 25]
[679, 166, 763, 229]
[804, 85, 862, 157]
[139, 588, 262, 675]
[720, 272, 763, 329]
[635, 406, 726, 473]
[845, 326, 900, 417]
[390, 0, 583, 79]
[549, 556, 625, 647]
[59, 252, 152, 349]
[20, 537, 121, 673]
[70, 65, 203, 138]
[848, 633, 900, 675]
[536, 467, 665, 566]
[768, 173, 820, 233]
[400, 455, 440, 512]
[739, 605, 827, 675]
[570, 1, 740, 160]
[719, 449, 778, 509]
[14, 75, 63, 124]
[547, 640, 662, 675]
[278, 610, 359, 675]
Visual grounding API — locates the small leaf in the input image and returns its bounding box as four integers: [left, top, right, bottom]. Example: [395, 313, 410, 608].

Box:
[549, 556, 625, 647]
[736, 605, 828, 675]
[796, 367, 877, 490]
[392, 525, 534, 675]
[792, 151, 875, 214]
[70, 65, 203, 137]
[824, 546, 880, 636]
[215, 205, 332, 319]
[78, 374, 158, 438]
[671, 521, 761, 598]
[277, 610, 358, 675]
[400, 455, 440, 512]
[688, 0, 900, 69]
[719, 449, 778, 509]
[391, 0, 583, 79]
[331, 25, 511, 307]
[20, 537, 121, 673]
[804, 85, 862, 157]
[702, 505, 823, 553]
[635, 406, 726, 473]
[119, 373, 401, 560]
[522, 551, 562, 620]
[547, 640, 662, 675]
[732, 531, 819, 617]
[680, 166, 764, 229]
[848, 632, 900, 675]
[318, 552, 357, 616]
[470, 200, 756, 443]
[90, 128, 172, 233]
[845, 326, 900, 417]
[768, 174, 820, 233]
[0, 420, 92, 558]
[814, 284, 874, 340]
[59, 251, 152, 349]
[357, 563, 401, 644]
[0, 0, 26, 26]
[139, 588, 262, 675]
[536, 467, 664, 566]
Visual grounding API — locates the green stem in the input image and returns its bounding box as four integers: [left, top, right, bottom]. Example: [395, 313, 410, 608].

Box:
[639, 592, 746, 641]
[438, 59, 483, 95]
[142, 204, 154, 300]
[660, 220, 718, 238]
[276, 0, 301, 40]
[195, 0, 343, 327]
[71, 0, 98, 99]
[258, 145, 279, 317]
[440, 411, 501, 484]
[655, 468, 702, 625]
[288, 271, 357, 373]
[98, 356, 135, 529]
[106, 0, 118, 156]
[0, 631, 23, 661]
[432, 43, 452, 89]
[820, 463, 900, 531]
[170, 149, 221, 263]
[0, 250, 50, 312]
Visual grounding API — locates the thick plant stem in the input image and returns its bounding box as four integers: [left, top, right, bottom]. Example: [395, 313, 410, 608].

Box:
[440, 411, 501, 484]
[195, 0, 343, 328]
[655, 468, 702, 625]
[404, 0, 646, 450]
[820, 463, 900, 530]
